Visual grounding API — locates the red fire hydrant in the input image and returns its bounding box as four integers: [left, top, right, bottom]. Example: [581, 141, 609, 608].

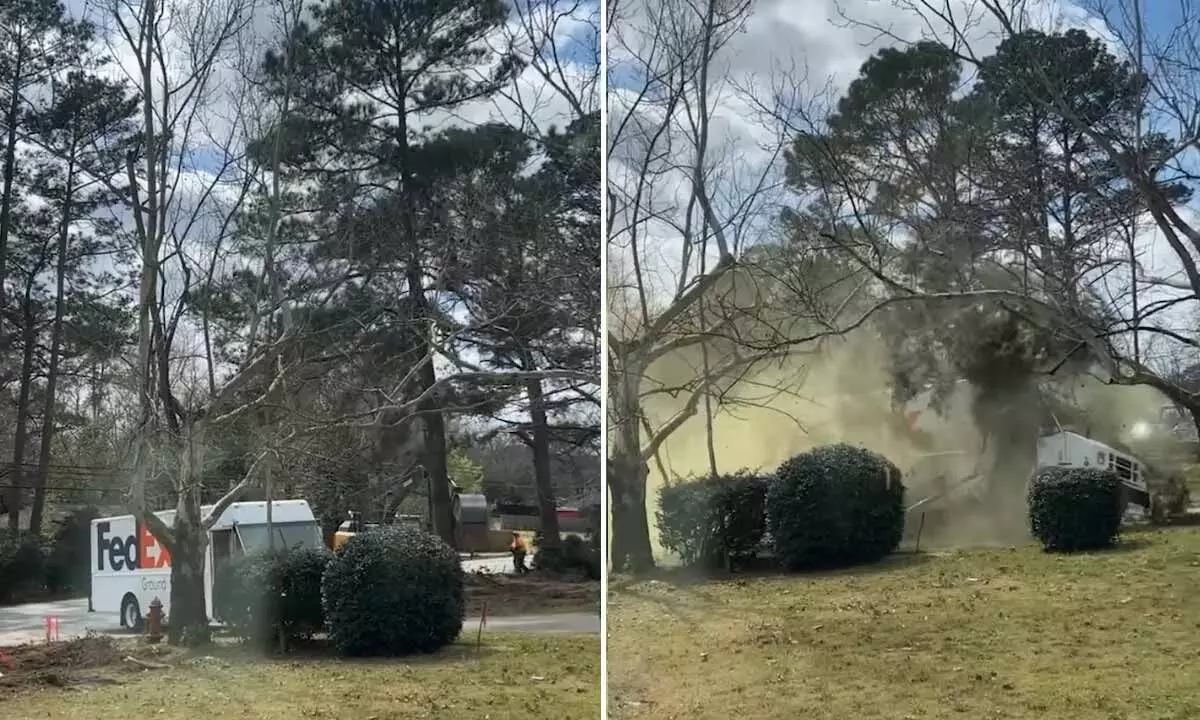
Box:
[146, 598, 164, 644]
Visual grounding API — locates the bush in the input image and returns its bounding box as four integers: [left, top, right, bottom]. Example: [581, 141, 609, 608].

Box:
[275, 547, 330, 639]
[1028, 466, 1123, 552]
[0, 531, 46, 605]
[533, 534, 601, 579]
[213, 552, 278, 644]
[213, 547, 332, 646]
[767, 444, 905, 570]
[657, 471, 769, 569]
[44, 507, 101, 596]
[322, 525, 464, 656]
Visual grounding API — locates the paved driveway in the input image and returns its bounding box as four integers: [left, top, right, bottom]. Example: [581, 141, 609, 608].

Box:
[0, 553, 588, 646]
[0, 598, 598, 646]
[462, 553, 520, 574]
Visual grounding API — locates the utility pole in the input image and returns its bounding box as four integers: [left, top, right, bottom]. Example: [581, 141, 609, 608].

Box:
[266, 462, 274, 551]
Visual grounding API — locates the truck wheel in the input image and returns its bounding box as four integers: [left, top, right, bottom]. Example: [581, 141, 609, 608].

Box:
[120, 594, 144, 632]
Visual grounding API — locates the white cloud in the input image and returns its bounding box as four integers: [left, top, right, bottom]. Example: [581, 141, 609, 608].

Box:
[28, 0, 599, 421]
[608, 0, 1200, 373]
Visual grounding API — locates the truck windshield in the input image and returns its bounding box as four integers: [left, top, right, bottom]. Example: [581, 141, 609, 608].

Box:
[235, 521, 324, 553]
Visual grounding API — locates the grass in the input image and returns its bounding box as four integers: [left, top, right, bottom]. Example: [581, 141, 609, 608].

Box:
[609, 526, 1200, 720]
[2, 633, 599, 719]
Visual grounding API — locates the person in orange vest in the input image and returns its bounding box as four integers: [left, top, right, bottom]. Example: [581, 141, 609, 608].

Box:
[510, 531, 529, 574]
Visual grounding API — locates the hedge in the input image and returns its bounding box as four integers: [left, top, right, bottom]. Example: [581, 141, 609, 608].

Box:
[44, 507, 100, 596]
[0, 531, 46, 605]
[213, 547, 332, 646]
[274, 547, 330, 639]
[322, 525, 464, 656]
[533, 534, 601, 579]
[213, 552, 278, 644]
[767, 444, 905, 570]
[656, 471, 769, 569]
[1028, 466, 1123, 552]
[0, 508, 100, 606]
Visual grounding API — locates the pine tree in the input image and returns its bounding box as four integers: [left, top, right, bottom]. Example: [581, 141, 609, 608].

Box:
[269, 0, 520, 544]
[22, 68, 138, 532]
[0, 0, 93, 527]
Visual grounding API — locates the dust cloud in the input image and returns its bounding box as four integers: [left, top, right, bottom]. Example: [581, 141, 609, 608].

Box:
[1058, 375, 1168, 446]
[641, 330, 1171, 558]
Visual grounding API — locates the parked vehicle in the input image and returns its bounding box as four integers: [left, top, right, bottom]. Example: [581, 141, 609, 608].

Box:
[89, 500, 323, 630]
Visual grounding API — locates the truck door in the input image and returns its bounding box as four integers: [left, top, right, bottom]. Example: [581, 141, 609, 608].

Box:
[210, 526, 254, 623]
[209, 528, 235, 622]
[212, 529, 233, 571]
[231, 524, 251, 557]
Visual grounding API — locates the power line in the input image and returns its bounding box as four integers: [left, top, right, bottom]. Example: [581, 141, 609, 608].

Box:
[0, 461, 126, 472]
[4, 484, 125, 492]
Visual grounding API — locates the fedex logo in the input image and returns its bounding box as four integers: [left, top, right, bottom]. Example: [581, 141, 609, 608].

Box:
[95, 520, 172, 572]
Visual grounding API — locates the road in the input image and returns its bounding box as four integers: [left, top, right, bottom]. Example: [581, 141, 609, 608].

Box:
[0, 598, 597, 646]
[473, 612, 598, 634]
[0, 554, 595, 646]
[462, 553, 518, 575]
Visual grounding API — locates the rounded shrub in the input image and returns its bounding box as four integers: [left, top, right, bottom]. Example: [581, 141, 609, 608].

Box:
[1027, 466, 1123, 552]
[322, 525, 464, 656]
[533, 534, 601, 579]
[213, 552, 277, 643]
[275, 547, 331, 639]
[563, 534, 602, 580]
[657, 471, 769, 569]
[767, 443, 905, 570]
[0, 531, 47, 605]
[213, 547, 333, 646]
[44, 507, 100, 596]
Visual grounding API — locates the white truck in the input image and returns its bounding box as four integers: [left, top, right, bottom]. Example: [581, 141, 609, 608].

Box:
[905, 431, 1157, 518]
[89, 499, 324, 630]
[1035, 431, 1152, 508]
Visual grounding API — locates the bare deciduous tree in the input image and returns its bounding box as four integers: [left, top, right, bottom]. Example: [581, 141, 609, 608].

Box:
[100, 0, 325, 644]
[607, 0, 810, 572]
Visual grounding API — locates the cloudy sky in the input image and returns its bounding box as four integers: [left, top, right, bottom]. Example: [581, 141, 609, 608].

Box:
[29, 0, 599, 415]
[607, 0, 1200, 367]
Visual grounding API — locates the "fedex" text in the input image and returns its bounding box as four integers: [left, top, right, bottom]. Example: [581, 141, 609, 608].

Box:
[95, 521, 171, 572]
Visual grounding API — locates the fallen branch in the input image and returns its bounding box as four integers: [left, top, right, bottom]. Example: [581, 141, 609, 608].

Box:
[122, 656, 170, 670]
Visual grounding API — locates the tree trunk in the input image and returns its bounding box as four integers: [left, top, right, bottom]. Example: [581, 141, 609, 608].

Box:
[0, 46, 22, 339]
[698, 252, 718, 478]
[976, 386, 1041, 536]
[700, 342, 718, 479]
[526, 377, 561, 551]
[166, 513, 208, 646]
[404, 260, 454, 545]
[608, 361, 655, 573]
[30, 155, 74, 535]
[0, 50, 24, 526]
[167, 425, 211, 646]
[7, 296, 37, 530]
[418, 363, 455, 546]
[608, 448, 654, 574]
[394, 96, 453, 547]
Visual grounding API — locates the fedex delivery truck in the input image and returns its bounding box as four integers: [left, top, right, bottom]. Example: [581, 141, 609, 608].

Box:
[90, 499, 324, 630]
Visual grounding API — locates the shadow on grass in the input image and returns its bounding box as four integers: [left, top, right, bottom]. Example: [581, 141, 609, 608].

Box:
[196, 634, 510, 668]
[609, 552, 936, 628]
[609, 552, 939, 625]
[1041, 535, 1154, 556]
[612, 551, 935, 592]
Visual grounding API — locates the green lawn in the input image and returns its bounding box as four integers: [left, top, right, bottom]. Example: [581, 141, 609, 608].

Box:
[2, 634, 599, 720]
[609, 526, 1200, 720]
